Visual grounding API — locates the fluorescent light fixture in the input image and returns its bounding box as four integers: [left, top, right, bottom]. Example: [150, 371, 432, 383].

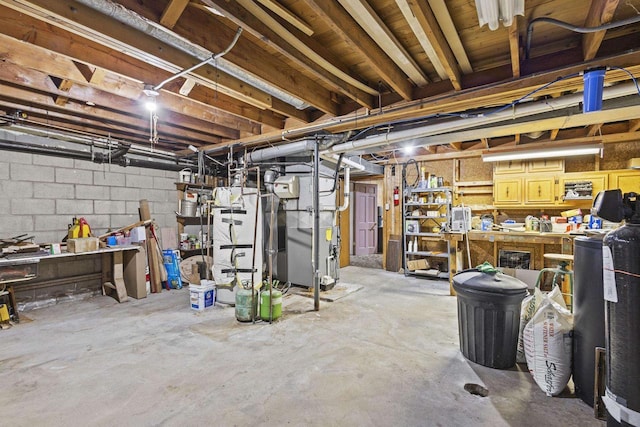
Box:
[475, 0, 524, 31]
[482, 144, 602, 162]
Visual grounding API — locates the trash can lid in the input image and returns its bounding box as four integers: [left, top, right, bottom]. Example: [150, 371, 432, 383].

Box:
[453, 269, 528, 295]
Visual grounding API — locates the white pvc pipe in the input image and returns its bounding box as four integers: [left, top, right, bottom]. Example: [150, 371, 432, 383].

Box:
[338, 167, 350, 212]
[322, 81, 640, 154]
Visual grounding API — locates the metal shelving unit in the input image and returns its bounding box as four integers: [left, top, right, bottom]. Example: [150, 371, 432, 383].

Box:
[402, 186, 452, 279]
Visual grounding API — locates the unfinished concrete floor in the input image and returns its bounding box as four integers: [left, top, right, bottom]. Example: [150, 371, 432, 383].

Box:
[2, 266, 602, 426]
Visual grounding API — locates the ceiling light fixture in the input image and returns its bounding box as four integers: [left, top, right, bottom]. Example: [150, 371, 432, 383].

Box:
[475, 0, 524, 31]
[482, 143, 602, 162]
[403, 145, 415, 155]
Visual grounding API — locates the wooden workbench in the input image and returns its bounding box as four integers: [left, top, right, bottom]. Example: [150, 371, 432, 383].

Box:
[1, 245, 142, 321]
[442, 231, 576, 295]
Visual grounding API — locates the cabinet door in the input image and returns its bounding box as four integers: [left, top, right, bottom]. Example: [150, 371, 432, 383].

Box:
[494, 178, 522, 205]
[610, 170, 640, 194]
[525, 177, 555, 204]
[529, 159, 564, 173]
[494, 160, 525, 174]
[558, 172, 608, 205]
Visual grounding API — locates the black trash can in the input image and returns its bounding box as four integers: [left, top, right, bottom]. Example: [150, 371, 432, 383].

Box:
[453, 269, 528, 369]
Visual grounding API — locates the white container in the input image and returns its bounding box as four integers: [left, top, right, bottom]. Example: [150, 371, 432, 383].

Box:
[190, 281, 215, 311]
[179, 168, 192, 183]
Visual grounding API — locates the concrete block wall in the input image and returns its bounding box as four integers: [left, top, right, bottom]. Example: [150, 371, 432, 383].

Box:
[0, 150, 179, 243]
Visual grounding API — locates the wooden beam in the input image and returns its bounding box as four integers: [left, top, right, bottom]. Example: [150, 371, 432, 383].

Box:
[399, 0, 461, 90]
[179, 78, 197, 96]
[450, 141, 462, 151]
[338, 0, 428, 86]
[0, 11, 275, 130]
[514, 134, 521, 145]
[427, 145, 437, 154]
[0, 43, 243, 139]
[583, 0, 620, 60]
[508, 17, 521, 78]
[481, 138, 489, 149]
[198, 0, 373, 111]
[0, 75, 229, 144]
[628, 119, 640, 132]
[160, 0, 190, 29]
[587, 123, 603, 136]
[254, 0, 314, 36]
[396, 0, 446, 81]
[119, 0, 328, 121]
[428, 0, 472, 74]
[550, 128, 560, 140]
[297, 0, 414, 101]
[1, 0, 275, 110]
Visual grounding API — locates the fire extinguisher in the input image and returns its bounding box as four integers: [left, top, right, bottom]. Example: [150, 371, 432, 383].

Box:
[393, 186, 400, 206]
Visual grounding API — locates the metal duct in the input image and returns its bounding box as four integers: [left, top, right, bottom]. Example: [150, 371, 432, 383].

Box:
[247, 139, 316, 163]
[75, 0, 309, 109]
[0, 140, 190, 172]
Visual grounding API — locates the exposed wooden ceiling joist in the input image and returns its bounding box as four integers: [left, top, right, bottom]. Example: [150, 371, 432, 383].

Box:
[508, 18, 521, 78]
[583, 0, 621, 60]
[428, 0, 472, 74]
[160, 0, 190, 29]
[254, 0, 314, 36]
[398, 0, 462, 90]
[199, 0, 374, 111]
[337, 0, 429, 86]
[300, 0, 414, 101]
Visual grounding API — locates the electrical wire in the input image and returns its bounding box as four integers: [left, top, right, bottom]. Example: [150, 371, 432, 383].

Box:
[607, 66, 640, 96]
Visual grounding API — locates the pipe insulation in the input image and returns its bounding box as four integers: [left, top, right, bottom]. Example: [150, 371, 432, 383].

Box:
[323, 81, 640, 155]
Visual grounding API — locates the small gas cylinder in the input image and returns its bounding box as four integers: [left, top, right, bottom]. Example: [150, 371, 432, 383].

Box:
[235, 288, 257, 322]
[260, 289, 282, 321]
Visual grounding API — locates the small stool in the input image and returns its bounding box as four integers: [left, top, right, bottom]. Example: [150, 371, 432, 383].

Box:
[535, 253, 574, 311]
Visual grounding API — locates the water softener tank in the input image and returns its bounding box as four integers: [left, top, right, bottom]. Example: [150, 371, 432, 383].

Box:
[603, 223, 640, 426]
[573, 236, 606, 407]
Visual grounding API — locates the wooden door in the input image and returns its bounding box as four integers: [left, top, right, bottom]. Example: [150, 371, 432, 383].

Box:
[354, 183, 378, 256]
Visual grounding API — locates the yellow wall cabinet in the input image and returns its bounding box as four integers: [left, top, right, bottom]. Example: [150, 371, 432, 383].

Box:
[557, 172, 608, 206]
[494, 160, 525, 174]
[609, 170, 640, 194]
[525, 177, 555, 205]
[528, 159, 564, 173]
[494, 178, 522, 205]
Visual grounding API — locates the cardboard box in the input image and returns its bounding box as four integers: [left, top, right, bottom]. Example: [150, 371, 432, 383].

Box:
[123, 247, 147, 299]
[129, 226, 146, 243]
[67, 237, 99, 253]
[407, 259, 429, 271]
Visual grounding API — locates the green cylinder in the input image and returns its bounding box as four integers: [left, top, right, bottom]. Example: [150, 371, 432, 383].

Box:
[260, 289, 283, 321]
[235, 288, 257, 322]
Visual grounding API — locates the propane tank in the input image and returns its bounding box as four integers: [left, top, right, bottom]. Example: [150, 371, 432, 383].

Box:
[595, 190, 640, 426]
[393, 186, 400, 206]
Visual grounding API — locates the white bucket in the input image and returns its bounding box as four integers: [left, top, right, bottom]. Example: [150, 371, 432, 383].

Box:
[179, 168, 192, 183]
[190, 281, 215, 311]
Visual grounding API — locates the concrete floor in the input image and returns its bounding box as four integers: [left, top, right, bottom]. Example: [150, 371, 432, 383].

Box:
[1, 266, 602, 426]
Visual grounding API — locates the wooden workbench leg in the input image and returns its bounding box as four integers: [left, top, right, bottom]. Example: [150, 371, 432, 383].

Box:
[449, 240, 457, 296]
[101, 252, 113, 295]
[7, 285, 19, 322]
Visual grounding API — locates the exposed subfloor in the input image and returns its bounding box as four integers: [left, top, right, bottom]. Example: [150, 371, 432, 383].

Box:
[1, 267, 602, 426]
